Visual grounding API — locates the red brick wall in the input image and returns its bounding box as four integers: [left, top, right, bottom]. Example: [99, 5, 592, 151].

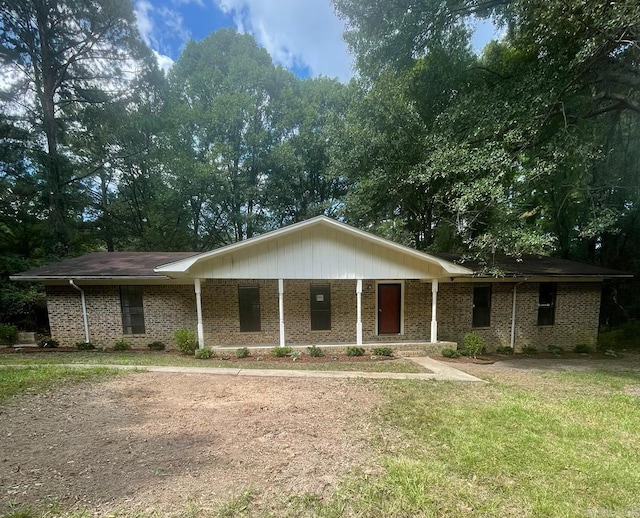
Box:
[45, 280, 602, 350]
[437, 281, 602, 350]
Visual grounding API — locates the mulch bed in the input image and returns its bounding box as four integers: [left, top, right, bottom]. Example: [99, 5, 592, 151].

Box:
[0, 346, 397, 364]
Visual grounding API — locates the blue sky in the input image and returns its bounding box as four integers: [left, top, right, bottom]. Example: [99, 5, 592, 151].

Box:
[134, 0, 498, 82]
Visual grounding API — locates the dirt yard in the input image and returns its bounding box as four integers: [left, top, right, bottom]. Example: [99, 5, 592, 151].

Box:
[0, 373, 381, 515]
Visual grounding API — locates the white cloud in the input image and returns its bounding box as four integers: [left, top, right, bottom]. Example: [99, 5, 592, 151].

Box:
[153, 50, 175, 73]
[135, 1, 186, 74]
[215, 0, 353, 82]
[135, 0, 156, 47]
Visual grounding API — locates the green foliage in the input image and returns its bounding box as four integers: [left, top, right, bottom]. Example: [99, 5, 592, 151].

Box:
[173, 328, 198, 355]
[495, 346, 513, 355]
[307, 345, 325, 357]
[235, 347, 250, 359]
[372, 347, 394, 357]
[0, 323, 18, 345]
[270, 346, 293, 357]
[547, 345, 564, 355]
[619, 320, 640, 344]
[147, 341, 166, 351]
[37, 337, 59, 348]
[346, 346, 365, 357]
[521, 346, 538, 355]
[462, 332, 484, 359]
[441, 348, 461, 358]
[113, 340, 131, 351]
[76, 342, 95, 350]
[574, 344, 594, 354]
[195, 347, 214, 359]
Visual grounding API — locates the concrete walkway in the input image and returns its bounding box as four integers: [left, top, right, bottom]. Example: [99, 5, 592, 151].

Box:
[22, 358, 484, 382]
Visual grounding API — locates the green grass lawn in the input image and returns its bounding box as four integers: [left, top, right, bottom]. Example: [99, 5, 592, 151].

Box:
[0, 365, 121, 402]
[0, 350, 426, 373]
[291, 368, 640, 518]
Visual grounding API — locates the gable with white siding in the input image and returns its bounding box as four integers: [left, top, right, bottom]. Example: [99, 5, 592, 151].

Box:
[155, 216, 472, 280]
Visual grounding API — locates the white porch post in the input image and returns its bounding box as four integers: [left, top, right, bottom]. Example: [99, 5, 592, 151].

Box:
[278, 279, 285, 347]
[194, 278, 204, 349]
[356, 279, 363, 346]
[430, 279, 438, 343]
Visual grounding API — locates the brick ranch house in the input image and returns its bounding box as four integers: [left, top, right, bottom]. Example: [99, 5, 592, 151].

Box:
[11, 217, 630, 352]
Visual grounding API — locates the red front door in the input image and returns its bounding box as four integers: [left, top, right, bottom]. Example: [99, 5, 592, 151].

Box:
[378, 283, 401, 334]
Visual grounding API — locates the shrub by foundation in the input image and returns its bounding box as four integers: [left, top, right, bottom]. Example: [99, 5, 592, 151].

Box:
[174, 328, 198, 355]
[270, 346, 293, 357]
[0, 324, 18, 346]
[462, 332, 484, 359]
[113, 339, 131, 351]
[195, 347, 214, 359]
[236, 347, 250, 359]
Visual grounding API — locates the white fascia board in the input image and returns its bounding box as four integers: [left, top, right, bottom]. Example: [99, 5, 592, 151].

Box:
[154, 216, 474, 277]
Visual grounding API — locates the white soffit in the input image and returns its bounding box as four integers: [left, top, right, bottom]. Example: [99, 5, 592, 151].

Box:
[155, 217, 473, 280]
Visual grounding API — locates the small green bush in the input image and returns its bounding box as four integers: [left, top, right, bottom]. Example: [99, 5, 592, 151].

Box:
[463, 332, 484, 359]
[174, 328, 198, 355]
[372, 347, 394, 357]
[195, 347, 214, 359]
[38, 337, 59, 348]
[147, 341, 166, 351]
[76, 342, 96, 350]
[547, 345, 564, 355]
[441, 348, 461, 358]
[113, 339, 131, 351]
[0, 324, 19, 345]
[620, 319, 640, 341]
[495, 346, 513, 355]
[291, 351, 302, 362]
[270, 346, 293, 357]
[574, 343, 593, 354]
[345, 346, 365, 357]
[521, 346, 538, 354]
[307, 345, 325, 357]
[236, 347, 251, 358]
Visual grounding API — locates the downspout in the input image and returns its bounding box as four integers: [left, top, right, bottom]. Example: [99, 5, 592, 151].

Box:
[69, 280, 90, 343]
[510, 281, 525, 350]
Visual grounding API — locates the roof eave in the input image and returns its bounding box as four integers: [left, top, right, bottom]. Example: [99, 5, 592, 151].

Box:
[9, 275, 174, 282]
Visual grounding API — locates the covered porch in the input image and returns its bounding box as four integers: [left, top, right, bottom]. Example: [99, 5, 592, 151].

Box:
[154, 217, 473, 349]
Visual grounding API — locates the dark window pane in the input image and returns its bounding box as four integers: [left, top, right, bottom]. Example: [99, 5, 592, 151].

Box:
[120, 286, 145, 334]
[472, 285, 491, 328]
[538, 282, 556, 326]
[310, 285, 331, 330]
[239, 287, 261, 332]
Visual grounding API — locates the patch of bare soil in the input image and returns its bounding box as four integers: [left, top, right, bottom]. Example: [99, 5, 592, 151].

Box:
[0, 373, 381, 515]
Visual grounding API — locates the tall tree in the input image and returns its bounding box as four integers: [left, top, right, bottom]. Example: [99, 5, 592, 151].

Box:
[0, 0, 153, 255]
[265, 77, 351, 226]
[334, 0, 640, 263]
[167, 29, 293, 245]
